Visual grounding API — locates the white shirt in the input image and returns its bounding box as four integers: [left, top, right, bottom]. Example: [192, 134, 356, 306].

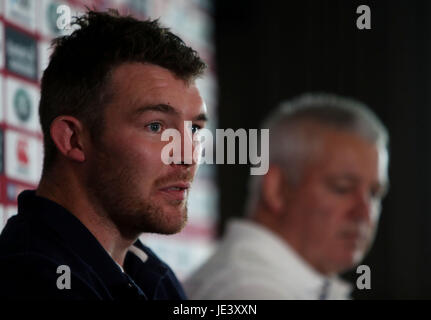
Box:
[184, 219, 352, 300]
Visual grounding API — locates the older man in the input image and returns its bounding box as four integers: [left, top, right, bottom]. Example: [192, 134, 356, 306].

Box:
[185, 93, 389, 299]
[0, 10, 207, 300]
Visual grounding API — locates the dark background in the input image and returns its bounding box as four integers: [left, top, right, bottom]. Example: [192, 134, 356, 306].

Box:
[214, 0, 431, 299]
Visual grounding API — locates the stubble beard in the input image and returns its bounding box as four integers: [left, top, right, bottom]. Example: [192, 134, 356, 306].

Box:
[86, 147, 189, 240]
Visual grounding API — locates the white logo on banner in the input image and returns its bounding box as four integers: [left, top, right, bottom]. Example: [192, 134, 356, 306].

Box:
[6, 77, 41, 133]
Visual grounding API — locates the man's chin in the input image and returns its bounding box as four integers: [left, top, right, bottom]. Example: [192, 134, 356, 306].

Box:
[155, 206, 188, 234]
[331, 249, 364, 273]
[340, 249, 366, 271]
[159, 224, 186, 235]
[154, 218, 187, 235]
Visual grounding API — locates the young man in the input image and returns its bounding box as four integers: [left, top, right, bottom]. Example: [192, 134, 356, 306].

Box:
[0, 10, 207, 300]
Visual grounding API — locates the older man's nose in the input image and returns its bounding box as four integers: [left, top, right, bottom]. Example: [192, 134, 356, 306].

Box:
[350, 191, 372, 222]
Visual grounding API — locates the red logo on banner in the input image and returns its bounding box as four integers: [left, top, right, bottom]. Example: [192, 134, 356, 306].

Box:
[17, 139, 29, 166]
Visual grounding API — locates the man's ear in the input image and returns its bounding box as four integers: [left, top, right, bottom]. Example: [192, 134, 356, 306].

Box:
[50, 116, 86, 162]
[261, 164, 286, 215]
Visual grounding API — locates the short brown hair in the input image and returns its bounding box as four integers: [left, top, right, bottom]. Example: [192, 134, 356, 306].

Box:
[39, 9, 206, 172]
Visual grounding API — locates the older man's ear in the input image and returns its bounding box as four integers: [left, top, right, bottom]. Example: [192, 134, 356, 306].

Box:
[260, 164, 287, 216]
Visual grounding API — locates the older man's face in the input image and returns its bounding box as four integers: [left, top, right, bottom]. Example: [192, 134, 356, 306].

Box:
[282, 127, 388, 275]
[84, 63, 207, 239]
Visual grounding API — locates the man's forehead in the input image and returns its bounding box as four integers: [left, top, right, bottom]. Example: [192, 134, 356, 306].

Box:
[304, 127, 388, 179]
[107, 62, 204, 112]
[110, 62, 192, 89]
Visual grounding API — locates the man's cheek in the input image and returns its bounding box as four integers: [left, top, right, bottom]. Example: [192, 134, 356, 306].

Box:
[133, 144, 164, 168]
[309, 199, 336, 219]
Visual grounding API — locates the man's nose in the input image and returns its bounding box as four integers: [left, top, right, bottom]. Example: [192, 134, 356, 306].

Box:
[350, 191, 372, 222]
[171, 124, 197, 167]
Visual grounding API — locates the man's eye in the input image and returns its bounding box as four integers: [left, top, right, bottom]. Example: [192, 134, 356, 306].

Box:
[331, 184, 352, 194]
[191, 124, 201, 134]
[146, 122, 162, 133]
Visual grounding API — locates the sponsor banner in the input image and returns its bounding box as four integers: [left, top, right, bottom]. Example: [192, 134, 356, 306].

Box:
[5, 129, 43, 185]
[0, 129, 4, 174]
[0, 22, 4, 70]
[5, 26, 38, 81]
[0, 205, 4, 233]
[3, 205, 17, 230]
[6, 181, 29, 203]
[0, 76, 3, 122]
[5, 0, 36, 32]
[140, 0, 168, 20]
[40, 0, 68, 38]
[0, 206, 17, 234]
[5, 77, 40, 132]
[124, 0, 146, 16]
[94, 0, 128, 12]
[38, 40, 52, 80]
[39, 0, 83, 38]
[6, 206, 17, 220]
[159, 0, 212, 51]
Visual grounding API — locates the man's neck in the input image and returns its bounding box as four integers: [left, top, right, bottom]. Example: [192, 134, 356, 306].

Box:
[37, 172, 135, 267]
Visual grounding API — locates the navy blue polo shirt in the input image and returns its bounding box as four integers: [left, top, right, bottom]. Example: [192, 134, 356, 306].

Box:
[0, 190, 187, 300]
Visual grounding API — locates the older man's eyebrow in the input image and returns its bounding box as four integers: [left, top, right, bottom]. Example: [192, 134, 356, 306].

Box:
[134, 104, 180, 116]
[194, 113, 208, 122]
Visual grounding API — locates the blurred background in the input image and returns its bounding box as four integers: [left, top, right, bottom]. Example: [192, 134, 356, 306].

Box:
[0, 0, 429, 299]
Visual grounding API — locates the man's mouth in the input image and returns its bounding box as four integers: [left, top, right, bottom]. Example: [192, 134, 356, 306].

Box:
[340, 229, 366, 248]
[158, 183, 191, 201]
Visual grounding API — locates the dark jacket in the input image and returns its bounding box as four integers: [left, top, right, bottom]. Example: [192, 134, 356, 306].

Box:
[0, 190, 187, 300]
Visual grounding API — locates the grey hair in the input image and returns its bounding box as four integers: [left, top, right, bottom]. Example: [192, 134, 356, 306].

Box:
[245, 92, 389, 216]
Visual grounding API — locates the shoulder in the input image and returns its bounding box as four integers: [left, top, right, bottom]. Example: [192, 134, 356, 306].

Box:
[0, 252, 101, 299]
[186, 266, 293, 299]
[184, 241, 300, 300]
[0, 211, 56, 257]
